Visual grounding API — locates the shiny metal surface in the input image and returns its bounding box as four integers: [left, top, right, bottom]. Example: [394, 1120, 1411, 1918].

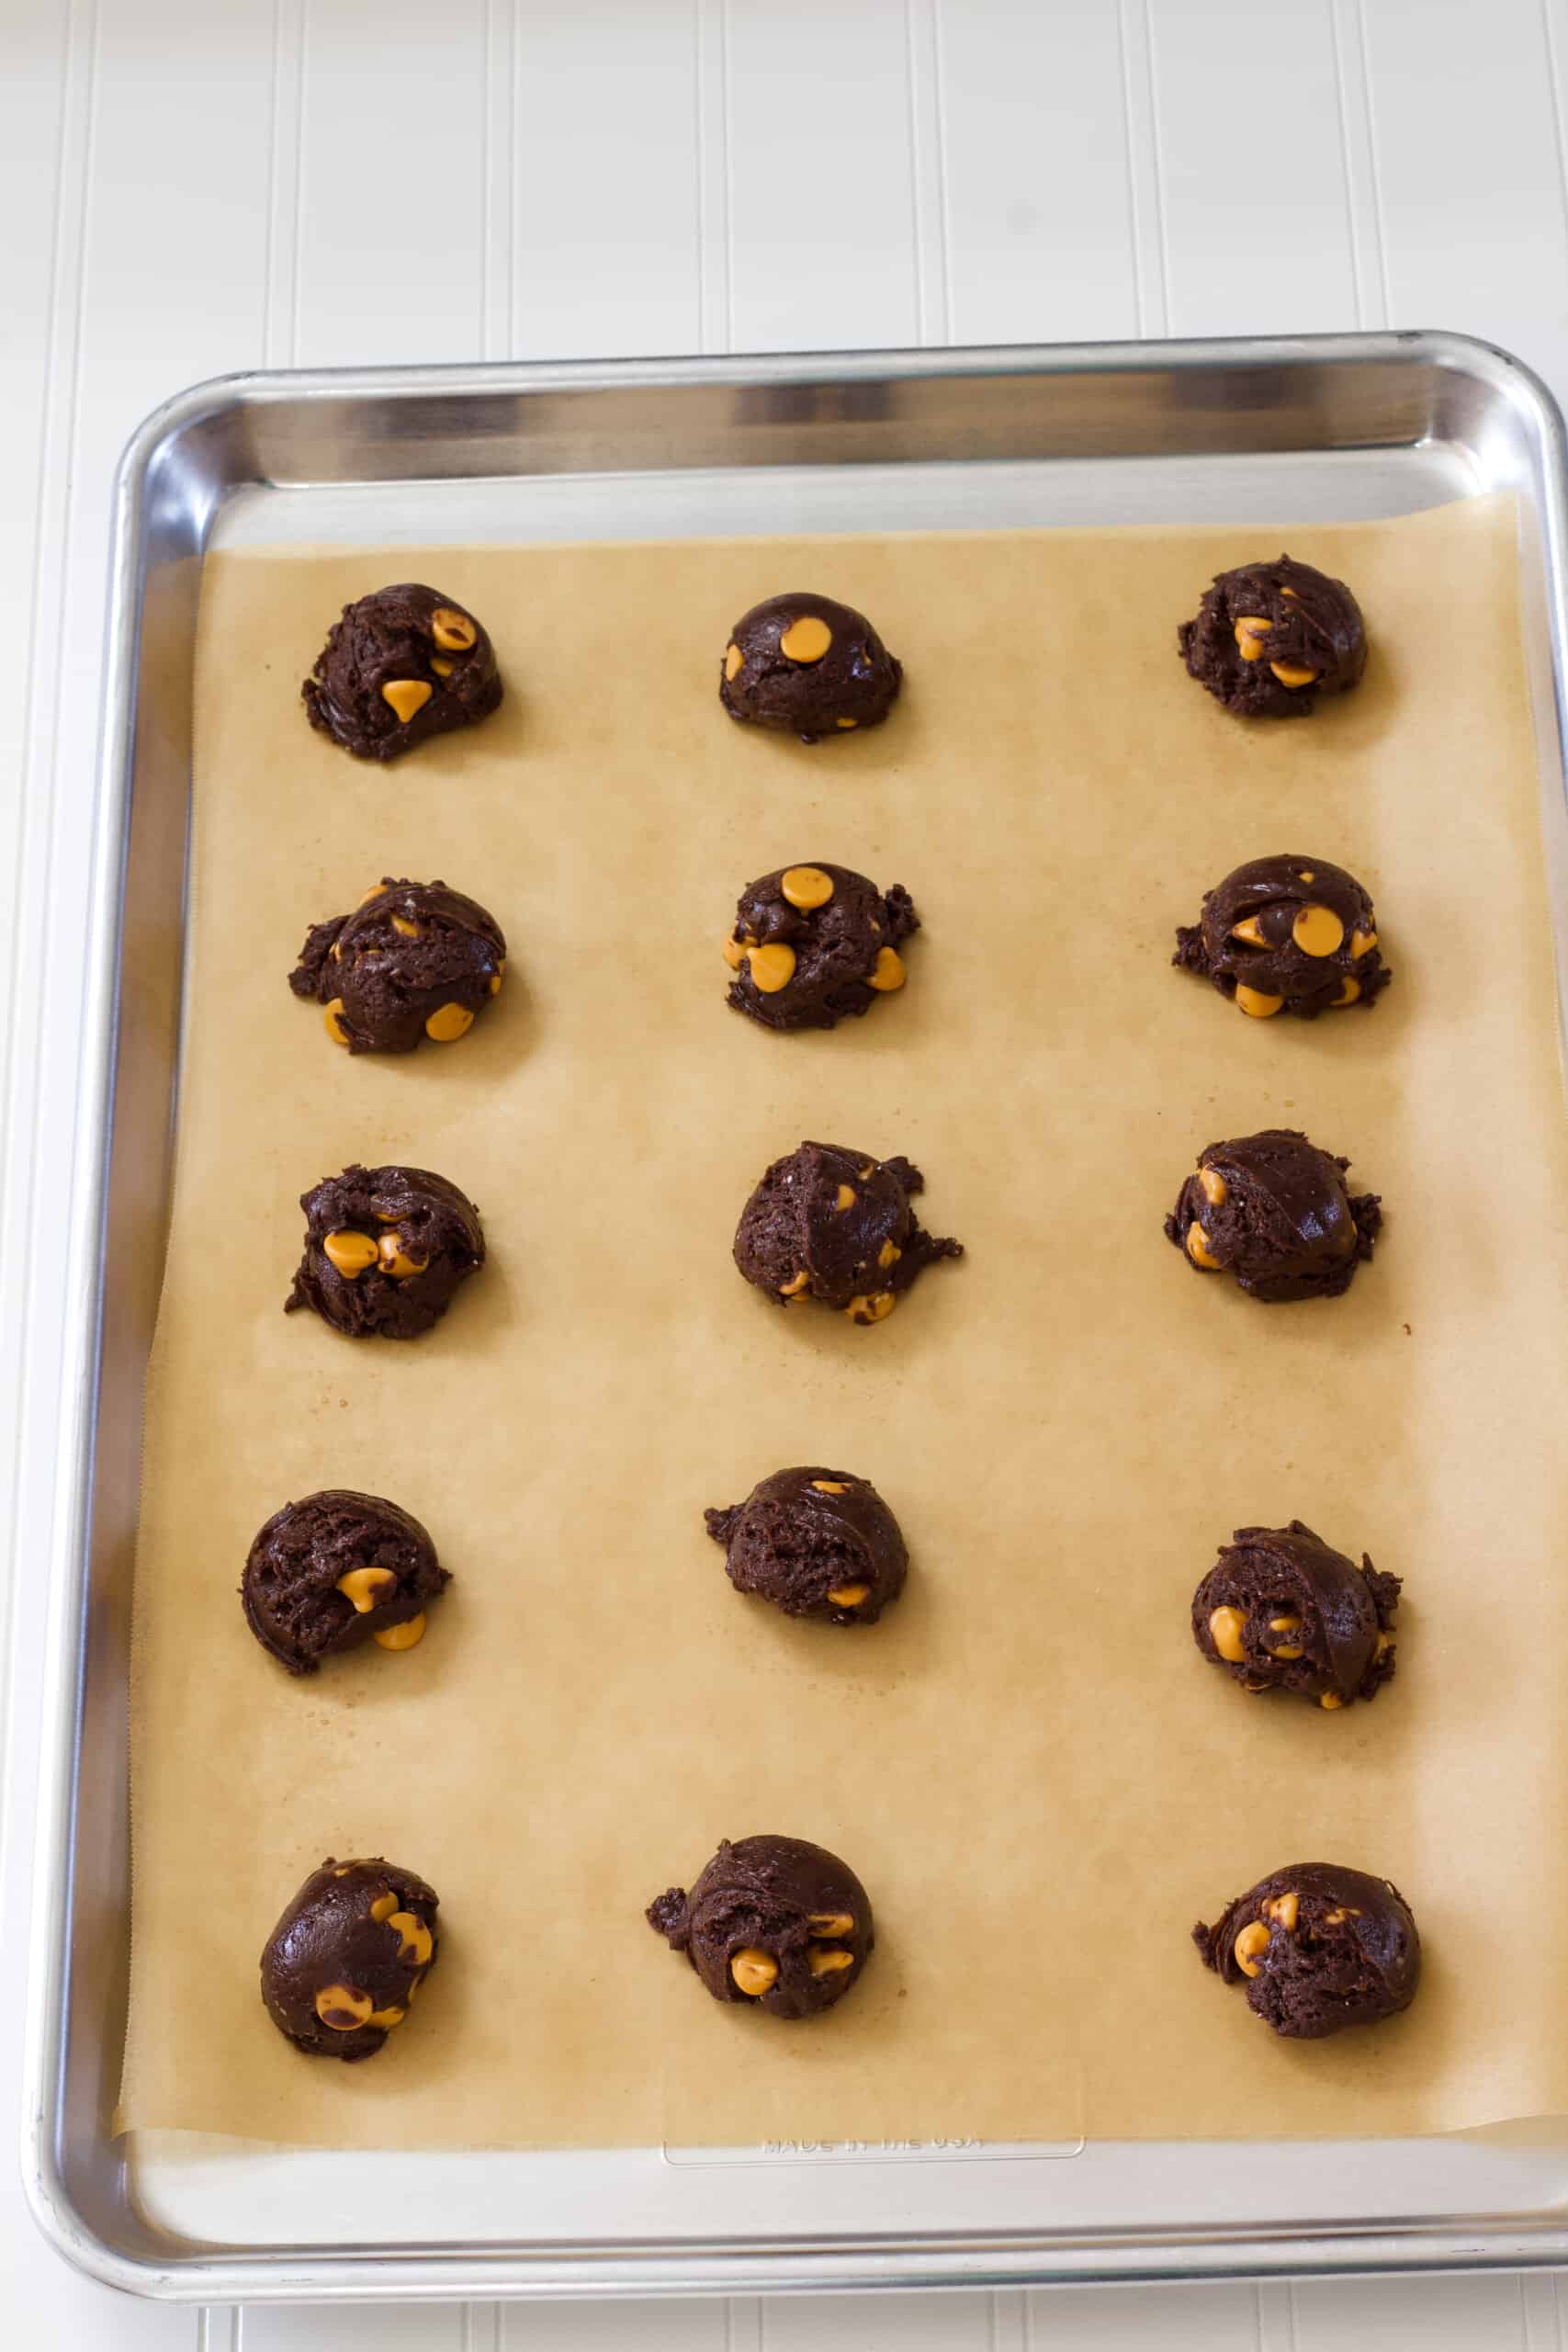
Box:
[22, 334, 1568, 2301]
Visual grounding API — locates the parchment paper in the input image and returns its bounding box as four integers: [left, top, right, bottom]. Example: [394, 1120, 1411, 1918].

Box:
[118, 496, 1568, 2148]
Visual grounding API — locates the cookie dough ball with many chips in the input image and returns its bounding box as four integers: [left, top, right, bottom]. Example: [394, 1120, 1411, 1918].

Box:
[302, 582, 502, 760]
[647, 1835, 874, 2019]
[1193, 1521, 1399, 1710]
[1193, 1862, 1420, 2039]
[285, 1163, 485, 1340]
[705, 1465, 908, 1624]
[1173, 854, 1387, 1019]
[719, 593, 901, 741]
[1166, 1129, 1380, 1303]
[1179, 555, 1367, 718]
[734, 1140, 963, 1324]
[291, 876, 507, 1053]
[261, 1857, 439, 2060]
[242, 1489, 450, 1674]
[724, 862, 918, 1031]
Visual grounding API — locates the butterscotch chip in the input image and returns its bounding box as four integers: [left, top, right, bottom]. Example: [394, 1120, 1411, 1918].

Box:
[377, 1232, 429, 1280]
[781, 865, 835, 910]
[424, 1001, 475, 1042]
[321, 1229, 378, 1278]
[745, 941, 796, 994]
[430, 605, 479, 651]
[374, 1612, 426, 1651]
[729, 1948, 778, 1996]
[336, 1565, 396, 1613]
[381, 679, 433, 724]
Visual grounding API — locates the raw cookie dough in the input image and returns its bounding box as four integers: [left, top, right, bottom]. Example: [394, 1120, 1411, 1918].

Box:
[705, 1465, 908, 1624]
[260, 1856, 439, 2061]
[301, 582, 502, 760]
[1178, 554, 1367, 718]
[242, 1489, 450, 1675]
[733, 1140, 964, 1324]
[1193, 1862, 1421, 2039]
[724, 862, 918, 1032]
[1166, 1129, 1381, 1302]
[285, 1163, 485, 1340]
[291, 876, 507, 1053]
[719, 592, 901, 741]
[1192, 1521, 1400, 1709]
[647, 1834, 874, 2019]
[1173, 854, 1388, 1019]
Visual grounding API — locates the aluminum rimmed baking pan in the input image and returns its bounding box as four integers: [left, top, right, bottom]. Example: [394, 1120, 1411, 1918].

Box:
[24, 333, 1568, 2301]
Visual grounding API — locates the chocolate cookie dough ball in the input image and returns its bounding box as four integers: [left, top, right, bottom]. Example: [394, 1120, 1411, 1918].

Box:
[719, 593, 901, 741]
[705, 1466, 908, 1624]
[1179, 555, 1367, 718]
[261, 1857, 439, 2061]
[1193, 1521, 1399, 1710]
[1173, 854, 1388, 1020]
[291, 876, 507, 1054]
[1193, 1862, 1420, 2039]
[734, 1140, 963, 1325]
[285, 1163, 485, 1340]
[242, 1489, 450, 1674]
[647, 1835, 874, 2019]
[302, 582, 502, 761]
[725, 863, 918, 1031]
[1166, 1129, 1381, 1303]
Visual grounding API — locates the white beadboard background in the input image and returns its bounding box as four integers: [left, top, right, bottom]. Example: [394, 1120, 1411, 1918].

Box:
[6, 2, 1568, 2344]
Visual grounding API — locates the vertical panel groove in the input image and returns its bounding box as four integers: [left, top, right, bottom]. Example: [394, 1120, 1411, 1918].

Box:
[1325, 0, 1366, 327]
[932, 0, 953, 343]
[719, 0, 734, 350]
[3, 0, 97, 1711]
[264, 0, 305, 368]
[1257, 2278, 1298, 2350]
[1348, 0, 1392, 326]
[729, 2292, 764, 2352]
[1138, 0, 1172, 334]
[905, 0, 952, 345]
[696, 0, 733, 351]
[482, 0, 515, 358]
[1521, 2270, 1560, 2351]
[509, 0, 520, 356]
[1116, 0, 1169, 336]
[289, 0, 310, 363]
[461, 2300, 502, 2352]
[989, 2286, 1026, 2352]
[1539, 0, 1568, 243]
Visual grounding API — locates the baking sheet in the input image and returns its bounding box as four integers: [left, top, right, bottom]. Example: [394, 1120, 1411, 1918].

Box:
[118, 495, 1568, 2149]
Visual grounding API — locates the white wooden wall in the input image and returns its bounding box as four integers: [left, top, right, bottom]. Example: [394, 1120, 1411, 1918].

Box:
[6, 2, 1568, 2344]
